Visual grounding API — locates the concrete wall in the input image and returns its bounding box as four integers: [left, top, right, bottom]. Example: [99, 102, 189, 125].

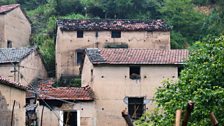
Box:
[81, 57, 178, 126]
[0, 7, 31, 48]
[0, 84, 26, 126]
[56, 28, 170, 79]
[0, 51, 47, 86]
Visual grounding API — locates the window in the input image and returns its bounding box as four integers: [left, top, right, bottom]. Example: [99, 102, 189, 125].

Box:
[111, 30, 121, 38]
[7, 40, 12, 48]
[63, 111, 78, 126]
[76, 49, 84, 65]
[130, 66, 141, 79]
[95, 31, 99, 38]
[128, 97, 144, 119]
[77, 31, 83, 38]
[178, 66, 184, 77]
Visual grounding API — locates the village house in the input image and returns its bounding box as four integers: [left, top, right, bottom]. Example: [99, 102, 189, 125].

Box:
[0, 47, 48, 86]
[0, 4, 31, 48]
[0, 76, 27, 126]
[26, 80, 95, 126]
[56, 19, 171, 79]
[81, 48, 188, 126]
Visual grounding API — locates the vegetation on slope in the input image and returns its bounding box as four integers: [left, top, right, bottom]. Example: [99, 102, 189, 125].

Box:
[0, 0, 223, 77]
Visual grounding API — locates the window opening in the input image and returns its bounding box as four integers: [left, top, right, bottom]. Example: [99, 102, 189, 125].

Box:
[130, 66, 141, 79]
[77, 31, 83, 38]
[76, 49, 84, 65]
[178, 66, 184, 77]
[7, 40, 12, 48]
[63, 111, 77, 126]
[128, 97, 144, 119]
[95, 31, 99, 38]
[111, 31, 121, 38]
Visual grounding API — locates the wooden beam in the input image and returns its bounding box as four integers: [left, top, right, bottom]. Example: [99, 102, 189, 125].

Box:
[175, 110, 182, 126]
[182, 101, 194, 126]
[121, 109, 134, 126]
[210, 112, 218, 126]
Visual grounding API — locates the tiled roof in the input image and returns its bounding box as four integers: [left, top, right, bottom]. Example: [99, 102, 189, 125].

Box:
[0, 4, 19, 14]
[57, 19, 171, 31]
[0, 47, 35, 64]
[0, 76, 27, 90]
[86, 48, 189, 65]
[38, 83, 94, 101]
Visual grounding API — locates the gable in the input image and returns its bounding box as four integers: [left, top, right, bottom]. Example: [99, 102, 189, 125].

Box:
[0, 4, 19, 14]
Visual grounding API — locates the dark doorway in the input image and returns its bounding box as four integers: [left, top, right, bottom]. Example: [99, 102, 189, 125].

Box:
[128, 97, 144, 119]
[63, 111, 77, 126]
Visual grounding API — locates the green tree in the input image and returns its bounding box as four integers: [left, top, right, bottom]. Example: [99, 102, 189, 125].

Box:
[136, 35, 224, 125]
[160, 0, 206, 48]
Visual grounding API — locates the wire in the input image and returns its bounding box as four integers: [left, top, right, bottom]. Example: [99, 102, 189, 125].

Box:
[0, 48, 126, 123]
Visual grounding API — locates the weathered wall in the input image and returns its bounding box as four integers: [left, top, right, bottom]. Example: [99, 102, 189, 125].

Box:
[82, 59, 178, 126]
[36, 105, 60, 126]
[0, 84, 26, 126]
[81, 56, 94, 87]
[0, 64, 15, 81]
[0, 51, 47, 86]
[1, 7, 31, 48]
[36, 102, 96, 126]
[56, 28, 170, 79]
[19, 50, 48, 86]
[72, 102, 96, 126]
[0, 15, 5, 47]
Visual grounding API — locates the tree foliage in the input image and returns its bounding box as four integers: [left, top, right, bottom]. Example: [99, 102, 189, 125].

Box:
[136, 35, 224, 125]
[0, 0, 223, 76]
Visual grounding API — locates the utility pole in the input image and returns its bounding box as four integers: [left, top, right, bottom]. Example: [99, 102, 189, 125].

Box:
[10, 63, 17, 82]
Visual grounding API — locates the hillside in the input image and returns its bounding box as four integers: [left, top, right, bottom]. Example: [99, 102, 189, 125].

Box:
[0, 0, 223, 76]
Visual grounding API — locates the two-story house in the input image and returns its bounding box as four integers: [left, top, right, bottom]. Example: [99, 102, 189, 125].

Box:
[0, 4, 31, 48]
[81, 48, 188, 126]
[56, 19, 171, 79]
[0, 47, 48, 86]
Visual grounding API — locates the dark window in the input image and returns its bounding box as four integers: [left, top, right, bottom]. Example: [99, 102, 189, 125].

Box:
[178, 66, 184, 77]
[130, 66, 141, 79]
[76, 49, 84, 65]
[95, 31, 99, 38]
[128, 97, 144, 119]
[7, 40, 12, 48]
[77, 31, 83, 38]
[63, 111, 77, 126]
[111, 31, 121, 38]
